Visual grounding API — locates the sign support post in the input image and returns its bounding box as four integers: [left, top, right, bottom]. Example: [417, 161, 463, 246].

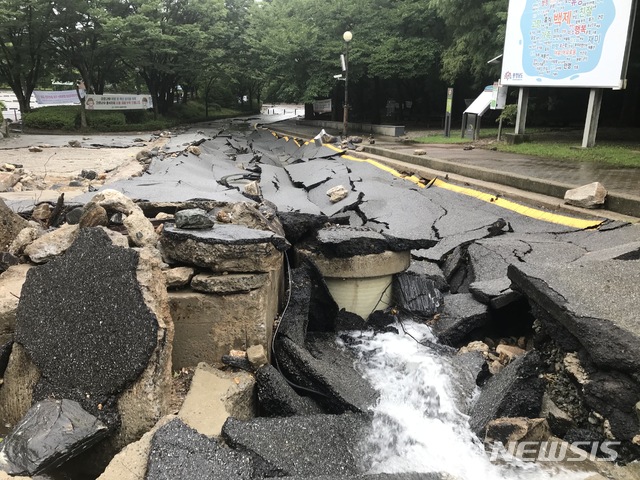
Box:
[582, 88, 603, 148]
[515, 87, 529, 135]
[444, 88, 453, 137]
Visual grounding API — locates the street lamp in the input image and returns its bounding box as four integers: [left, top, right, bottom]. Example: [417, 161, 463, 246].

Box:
[342, 30, 352, 138]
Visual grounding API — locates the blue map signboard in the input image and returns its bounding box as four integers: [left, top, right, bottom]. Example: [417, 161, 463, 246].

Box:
[501, 0, 635, 88]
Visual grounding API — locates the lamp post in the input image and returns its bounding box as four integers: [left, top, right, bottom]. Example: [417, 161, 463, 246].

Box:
[342, 30, 352, 138]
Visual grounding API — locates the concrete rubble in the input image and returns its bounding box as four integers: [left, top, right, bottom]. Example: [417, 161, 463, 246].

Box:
[0, 119, 638, 478]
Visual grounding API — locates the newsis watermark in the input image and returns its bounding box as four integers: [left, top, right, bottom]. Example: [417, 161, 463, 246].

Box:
[486, 440, 620, 463]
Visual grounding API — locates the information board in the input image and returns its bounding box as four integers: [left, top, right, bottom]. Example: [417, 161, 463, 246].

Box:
[501, 0, 635, 88]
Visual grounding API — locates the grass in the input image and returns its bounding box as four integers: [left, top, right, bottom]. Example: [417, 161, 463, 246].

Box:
[495, 142, 640, 167]
[414, 127, 640, 168]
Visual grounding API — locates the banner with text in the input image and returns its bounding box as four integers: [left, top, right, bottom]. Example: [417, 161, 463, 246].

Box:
[85, 94, 152, 110]
[34, 90, 81, 105]
[313, 99, 332, 114]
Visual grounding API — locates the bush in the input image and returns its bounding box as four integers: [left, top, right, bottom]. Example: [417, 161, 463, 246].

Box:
[23, 106, 77, 130]
[86, 110, 126, 130]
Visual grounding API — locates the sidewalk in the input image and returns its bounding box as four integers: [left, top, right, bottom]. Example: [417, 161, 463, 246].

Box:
[266, 118, 640, 220]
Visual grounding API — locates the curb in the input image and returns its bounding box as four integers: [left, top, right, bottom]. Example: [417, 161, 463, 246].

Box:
[363, 145, 640, 219]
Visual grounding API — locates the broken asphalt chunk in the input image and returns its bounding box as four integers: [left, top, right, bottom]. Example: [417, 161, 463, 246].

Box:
[508, 260, 640, 373]
[469, 351, 545, 436]
[431, 293, 489, 347]
[0, 398, 108, 476]
[146, 418, 254, 480]
[221, 414, 369, 477]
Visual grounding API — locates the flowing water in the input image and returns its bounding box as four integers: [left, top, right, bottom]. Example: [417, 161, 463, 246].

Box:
[343, 321, 592, 480]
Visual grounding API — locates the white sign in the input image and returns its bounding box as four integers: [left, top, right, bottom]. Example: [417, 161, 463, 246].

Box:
[501, 0, 635, 89]
[313, 98, 332, 114]
[33, 90, 81, 105]
[85, 94, 152, 110]
[490, 83, 508, 110]
[464, 86, 495, 115]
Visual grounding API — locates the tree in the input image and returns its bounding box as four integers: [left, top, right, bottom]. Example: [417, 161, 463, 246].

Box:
[0, 0, 55, 113]
[428, 0, 508, 85]
[107, 0, 228, 115]
[49, 0, 128, 95]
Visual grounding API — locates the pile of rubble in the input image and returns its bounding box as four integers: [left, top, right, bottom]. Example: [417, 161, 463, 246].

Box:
[0, 120, 638, 479]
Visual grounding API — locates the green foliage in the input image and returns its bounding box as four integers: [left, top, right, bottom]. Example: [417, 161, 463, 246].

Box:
[497, 104, 518, 125]
[86, 110, 126, 130]
[495, 142, 640, 167]
[23, 106, 77, 130]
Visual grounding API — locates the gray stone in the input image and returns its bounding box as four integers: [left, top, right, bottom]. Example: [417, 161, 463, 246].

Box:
[564, 182, 607, 208]
[540, 393, 573, 437]
[161, 223, 287, 273]
[79, 203, 108, 228]
[222, 414, 369, 477]
[0, 172, 19, 192]
[0, 265, 30, 346]
[484, 417, 550, 446]
[431, 293, 489, 347]
[255, 364, 323, 417]
[23, 224, 79, 264]
[191, 272, 268, 294]
[123, 210, 157, 247]
[175, 208, 214, 229]
[9, 224, 41, 256]
[0, 252, 19, 273]
[178, 363, 255, 437]
[326, 185, 349, 203]
[146, 418, 254, 480]
[163, 266, 195, 288]
[508, 260, 640, 372]
[66, 207, 84, 225]
[246, 344, 268, 368]
[0, 198, 28, 251]
[469, 351, 545, 436]
[0, 399, 108, 476]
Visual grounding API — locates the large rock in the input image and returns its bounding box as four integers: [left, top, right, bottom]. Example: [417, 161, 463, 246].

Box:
[0, 265, 30, 345]
[168, 267, 281, 369]
[23, 224, 79, 264]
[146, 418, 255, 479]
[0, 198, 28, 251]
[83, 189, 157, 247]
[222, 414, 369, 477]
[508, 260, 640, 372]
[564, 182, 607, 208]
[6, 228, 173, 467]
[0, 399, 108, 476]
[161, 223, 287, 273]
[178, 363, 255, 436]
[469, 351, 545, 436]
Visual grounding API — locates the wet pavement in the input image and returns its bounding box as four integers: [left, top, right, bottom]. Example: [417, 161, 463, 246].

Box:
[267, 117, 640, 218]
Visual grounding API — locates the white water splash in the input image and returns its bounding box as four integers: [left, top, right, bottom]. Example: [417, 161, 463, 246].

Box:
[343, 321, 592, 480]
